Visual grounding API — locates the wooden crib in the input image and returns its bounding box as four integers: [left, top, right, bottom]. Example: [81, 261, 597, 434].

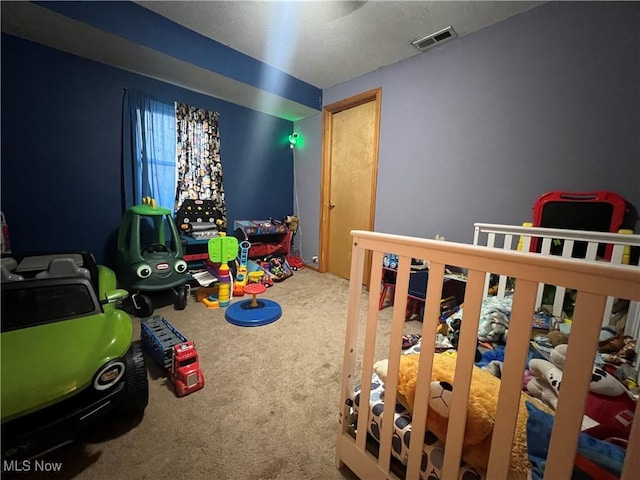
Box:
[336, 227, 640, 480]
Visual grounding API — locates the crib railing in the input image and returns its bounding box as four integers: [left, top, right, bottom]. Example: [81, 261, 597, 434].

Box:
[473, 223, 640, 327]
[336, 230, 640, 480]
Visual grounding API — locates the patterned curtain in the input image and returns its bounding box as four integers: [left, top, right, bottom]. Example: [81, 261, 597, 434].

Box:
[174, 103, 226, 226]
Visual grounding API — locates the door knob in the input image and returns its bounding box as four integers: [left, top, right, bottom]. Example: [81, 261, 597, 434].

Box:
[329, 203, 336, 209]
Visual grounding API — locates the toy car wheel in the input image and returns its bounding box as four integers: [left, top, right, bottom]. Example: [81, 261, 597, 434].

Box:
[174, 285, 188, 310]
[118, 342, 149, 417]
[132, 294, 154, 318]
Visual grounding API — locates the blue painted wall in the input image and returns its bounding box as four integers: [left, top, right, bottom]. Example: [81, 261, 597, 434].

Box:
[1, 34, 294, 267]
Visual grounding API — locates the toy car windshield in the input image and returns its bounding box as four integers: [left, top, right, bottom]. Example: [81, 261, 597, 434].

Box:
[2, 281, 98, 333]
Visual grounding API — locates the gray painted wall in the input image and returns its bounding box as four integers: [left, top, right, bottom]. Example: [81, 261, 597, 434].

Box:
[295, 1, 639, 262]
[292, 112, 322, 262]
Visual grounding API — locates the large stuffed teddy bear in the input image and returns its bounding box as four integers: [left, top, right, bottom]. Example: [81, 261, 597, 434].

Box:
[374, 353, 549, 478]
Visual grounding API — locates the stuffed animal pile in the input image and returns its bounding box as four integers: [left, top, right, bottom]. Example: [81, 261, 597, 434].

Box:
[527, 344, 626, 409]
[374, 353, 548, 478]
[526, 342, 637, 444]
[447, 296, 513, 344]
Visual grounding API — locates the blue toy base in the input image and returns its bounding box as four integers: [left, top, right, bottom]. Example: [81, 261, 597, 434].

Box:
[225, 299, 282, 327]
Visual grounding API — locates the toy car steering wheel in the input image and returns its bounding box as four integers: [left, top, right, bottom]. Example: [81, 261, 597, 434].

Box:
[142, 243, 168, 254]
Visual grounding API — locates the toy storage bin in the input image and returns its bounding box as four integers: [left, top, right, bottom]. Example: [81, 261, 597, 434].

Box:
[233, 220, 291, 259]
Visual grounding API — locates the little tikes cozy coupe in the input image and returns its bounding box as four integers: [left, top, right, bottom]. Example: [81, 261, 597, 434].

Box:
[116, 198, 188, 317]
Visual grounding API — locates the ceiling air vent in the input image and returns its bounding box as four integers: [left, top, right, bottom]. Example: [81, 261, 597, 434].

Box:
[412, 26, 457, 52]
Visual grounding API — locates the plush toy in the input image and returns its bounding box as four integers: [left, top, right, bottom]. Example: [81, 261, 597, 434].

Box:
[283, 215, 299, 234]
[546, 329, 569, 347]
[374, 353, 545, 478]
[527, 345, 626, 409]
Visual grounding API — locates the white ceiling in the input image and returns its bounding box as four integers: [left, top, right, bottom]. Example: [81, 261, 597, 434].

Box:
[137, 1, 543, 89]
[1, 1, 544, 120]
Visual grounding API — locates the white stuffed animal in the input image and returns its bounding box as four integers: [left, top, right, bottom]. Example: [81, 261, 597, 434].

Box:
[527, 344, 625, 409]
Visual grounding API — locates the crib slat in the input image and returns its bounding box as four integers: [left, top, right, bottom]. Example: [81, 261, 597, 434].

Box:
[487, 233, 496, 248]
[497, 235, 514, 297]
[336, 239, 366, 468]
[503, 234, 514, 250]
[483, 233, 497, 301]
[442, 269, 486, 479]
[622, 407, 640, 480]
[356, 250, 386, 454]
[534, 238, 553, 310]
[561, 239, 575, 258]
[339, 437, 402, 480]
[602, 244, 626, 326]
[406, 262, 446, 480]
[610, 243, 625, 264]
[497, 274, 508, 298]
[486, 279, 538, 478]
[584, 241, 598, 261]
[626, 303, 640, 378]
[473, 225, 481, 246]
[540, 237, 552, 255]
[378, 256, 412, 473]
[544, 292, 606, 479]
[551, 240, 574, 318]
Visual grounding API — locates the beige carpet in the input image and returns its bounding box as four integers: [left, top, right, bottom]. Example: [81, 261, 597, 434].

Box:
[20, 268, 423, 480]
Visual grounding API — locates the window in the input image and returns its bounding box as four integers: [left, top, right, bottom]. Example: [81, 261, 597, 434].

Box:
[123, 91, 227, 227]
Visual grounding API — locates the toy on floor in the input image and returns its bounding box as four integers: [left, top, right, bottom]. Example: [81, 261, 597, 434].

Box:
[224, 281, 282, 327]
[233, 240, 251, 296]
[247, 269, 274, 288]
[1, 252, 148, 459]
[207, 233, 238, 307]
[141, 315, 204, 397]
[286, 255, 304, 271]
[247, 270, 264, 284]
[244, 283, 266, 307]
[194, 285, 220, 308]
[116, 197, 189, 317]
[260, 255, 293, 282]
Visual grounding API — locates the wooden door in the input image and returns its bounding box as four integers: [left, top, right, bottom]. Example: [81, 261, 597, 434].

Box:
[320, 88, 381, 285]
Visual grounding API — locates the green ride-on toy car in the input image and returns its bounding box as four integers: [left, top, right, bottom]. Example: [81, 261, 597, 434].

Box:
[1, 252, 149, 460]
[116, 197, 189, 318]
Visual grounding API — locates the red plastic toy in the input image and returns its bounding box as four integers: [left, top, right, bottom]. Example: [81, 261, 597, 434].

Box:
[170, 341, 205, 397]
[141, 316, 205, 397]
[532, 190, 633, 259]
[243, 282, 267, 307]
[261, 274, 274, 288]
[533, 191, 629, 234]
[286, 255, 305, 271]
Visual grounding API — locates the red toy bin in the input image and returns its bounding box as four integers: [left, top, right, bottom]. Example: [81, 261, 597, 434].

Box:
[531, 190, 630, 260]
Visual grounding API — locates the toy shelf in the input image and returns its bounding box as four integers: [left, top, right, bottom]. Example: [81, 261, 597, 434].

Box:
[180, 235, 210, 262]
[233, 220, 291, 259]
